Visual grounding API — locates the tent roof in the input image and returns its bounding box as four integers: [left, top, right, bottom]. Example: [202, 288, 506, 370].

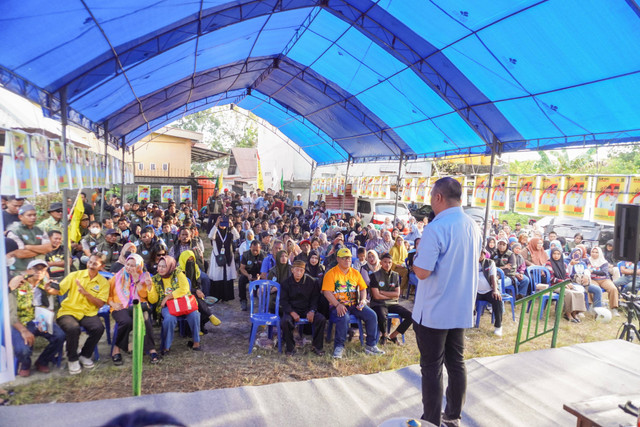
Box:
[1, 1, 639, 165]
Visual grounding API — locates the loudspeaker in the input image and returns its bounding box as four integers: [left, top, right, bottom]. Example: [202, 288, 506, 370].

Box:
[614, 203, 640, 262]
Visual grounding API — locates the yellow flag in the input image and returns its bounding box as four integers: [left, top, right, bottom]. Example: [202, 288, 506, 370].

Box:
[256, 153, 264, 191]
[68, 191, 85, 243]
[218, 170, 223, 191]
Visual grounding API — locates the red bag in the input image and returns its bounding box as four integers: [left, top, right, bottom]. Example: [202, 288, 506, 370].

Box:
[167, 294, 198, 317]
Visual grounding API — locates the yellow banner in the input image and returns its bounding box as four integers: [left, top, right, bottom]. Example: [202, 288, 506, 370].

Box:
[256, 154, 264, 191]
[472, 174, 489, 208]
[138, 185, 150, 202]
[416, 177, 428, 203]
[402, 178, 413, 202]
[561, 176, 588, 218]
[629, 177, 640, 204]
[514, 176, 536, 214]
[594, 176, 627, 223]
[161, 186, 174, 203]
[490, 176, 508, 211]
[538, 176, 563, 216]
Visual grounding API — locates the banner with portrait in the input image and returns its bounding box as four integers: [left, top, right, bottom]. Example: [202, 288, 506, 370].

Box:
[161, 186, 174, 203]
[8, 131, 35, 197]
[137, 185, 150, 202]
[416, 177, 428, 204]
[51, 140, 69, 190]
[380, 176, 390, 199]
[628, 177, 640, 205]
[490, 176, 508, 211]
[593, 176, 627, 223]
[561, 175, 588, 218]
[450, 176, 467, 205]
[472, 174, 489, 208]
[401, 178, 414, 202]
[30, 134, 51, 194]
[538, 176, 563, 216]
[339, 176, 345, 196]
[180, 185, 192, 202]
[424, 177, 438, 202]
[514, 176, 537, 214]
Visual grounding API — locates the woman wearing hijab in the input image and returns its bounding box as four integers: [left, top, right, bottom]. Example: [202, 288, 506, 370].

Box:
[267, 250, 291, 284]
[524, 237, 549, 267]
[208, 216, 237, 302]
[380, 231, 394, 255]
[485, 237, 497, 259]
[390, 235, 409, 292]
[305, 250, 325, 280]
[567, 247, 604, 310]
[148, 255, 201, 353]
[179, 250, 221, 334]
[360, 250, 381, 287]
[108, 254, 160, 364]
[588, 246, 620, 315]
[546, 248, 586, 322]
[365, 229, 383, 253]
[110, 242, 137, 274]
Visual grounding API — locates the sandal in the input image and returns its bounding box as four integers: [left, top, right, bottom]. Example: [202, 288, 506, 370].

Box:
[149, 353, 160, 364]
[112, 353, 123, 366]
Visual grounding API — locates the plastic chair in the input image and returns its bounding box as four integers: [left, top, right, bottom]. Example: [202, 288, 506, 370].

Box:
[475, 268, 515, 328]
[325, 314, 365, 346]
[248, 280, 282, 354]
[386, 313, 405, 343]
[294, 318, 315, 339]
[526, 265, 558, 319]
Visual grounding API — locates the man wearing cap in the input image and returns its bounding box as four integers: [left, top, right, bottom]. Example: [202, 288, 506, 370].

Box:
[38, 202, 64, 233]
[52, 253, 109, 375]
[131, 205, 150, 226]
[6, 204, 53, 274]
[322, 247, 384, 359]
[238, 240, 265, 311]
[3, 195, 25, 230]
[95, 229, 122, 271]
[281, 260, 326, 356]
[493, 238, 529, 299]
[8, 260, 66, 376]
[295, 239, 312, 264]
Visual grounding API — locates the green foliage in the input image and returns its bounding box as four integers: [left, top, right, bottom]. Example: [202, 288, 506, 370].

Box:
[507, 148, 597, 175]
[604, 145, 640, 174]
[174, 105, 258, 177]
[498, 211, 541, 227]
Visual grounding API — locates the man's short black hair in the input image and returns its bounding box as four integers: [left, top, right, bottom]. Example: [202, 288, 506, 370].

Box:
[48, 230, 62, 238]
[250, 240, 261, 247]
[432, 177, 462, 202]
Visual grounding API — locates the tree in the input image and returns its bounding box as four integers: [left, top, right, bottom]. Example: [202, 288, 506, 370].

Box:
[604, 145, 640, 174]
[174, 105, 258, 177]
[507, 148, 597, 174]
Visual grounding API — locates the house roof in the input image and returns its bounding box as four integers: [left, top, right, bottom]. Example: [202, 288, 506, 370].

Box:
[229, 147, 257, 180]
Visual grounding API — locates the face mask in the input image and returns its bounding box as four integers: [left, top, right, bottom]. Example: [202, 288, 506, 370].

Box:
[90, 227, 100, 235]
[270, 229, 277, 235]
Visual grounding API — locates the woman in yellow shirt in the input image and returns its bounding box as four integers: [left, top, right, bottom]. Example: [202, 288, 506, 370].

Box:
[147, 256, 201, 353]
[389, 236, 409, 292]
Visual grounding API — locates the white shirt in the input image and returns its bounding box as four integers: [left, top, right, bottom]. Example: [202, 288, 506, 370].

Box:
[413, 206, 482, 329]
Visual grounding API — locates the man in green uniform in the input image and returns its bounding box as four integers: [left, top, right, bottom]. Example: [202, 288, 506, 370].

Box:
[6, 204, 53, 274]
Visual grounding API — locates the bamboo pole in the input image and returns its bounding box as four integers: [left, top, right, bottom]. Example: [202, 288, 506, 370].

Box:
[132, 299, 145, 396]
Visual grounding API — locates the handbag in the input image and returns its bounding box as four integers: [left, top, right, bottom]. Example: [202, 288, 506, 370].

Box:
[167, 294, 198, 317]
[215, 253, 227, 267]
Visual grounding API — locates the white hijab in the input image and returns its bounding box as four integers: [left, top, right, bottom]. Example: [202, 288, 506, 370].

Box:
[589, 247, 608, 268]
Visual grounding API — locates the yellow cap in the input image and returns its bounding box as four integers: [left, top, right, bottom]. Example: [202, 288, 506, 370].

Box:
[337, 247, 352, 258]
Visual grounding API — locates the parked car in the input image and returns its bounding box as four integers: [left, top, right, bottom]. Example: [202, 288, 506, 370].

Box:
[357, 199, 411, 225]
[538, 216, 613, 246]
[411, 204, 487, 229]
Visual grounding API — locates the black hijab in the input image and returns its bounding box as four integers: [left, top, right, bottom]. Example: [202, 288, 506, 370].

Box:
[305, 249, 323, 278]
[549, 248, 567, 280]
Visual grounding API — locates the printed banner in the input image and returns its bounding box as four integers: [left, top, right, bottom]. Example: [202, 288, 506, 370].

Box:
[538, 176, 563, 216]
[629, 177, 640, 205]
[12, 131, 35, 197]
[380, 176, 390, 199]
[51, 140, 69, 190]
[514, 176, 536, 214]
[138, 185, 150, 202]
[425, 176, 438, 202]
[416, 177, 428, 204]
[161, 186, 174, 203]
[472, 174, 489, 208]
[561, 176, 588, 218]
[372, 176, 381, 198]
[180, 185, 192, 202]
[402, 178, 414, 202]
[594, 176, 627, 223]
[31, 134, 50, 194]
[490, 176, 508, 211]
[339, 176, 345, 196]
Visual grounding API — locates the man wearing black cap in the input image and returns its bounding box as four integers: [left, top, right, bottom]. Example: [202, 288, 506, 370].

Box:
[6, 204, 53, 274]
[95, 229, 122, 271]
[38, 202, 64, 233]
[131, 205, 150, 226]
[3, 195, 24, 230]
[280, 260, 326, 356]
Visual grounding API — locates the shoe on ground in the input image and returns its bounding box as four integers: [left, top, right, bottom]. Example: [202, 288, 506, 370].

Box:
[364, 345, 385, 356]
[18, 368, 30, 377]
[111, 353, 124, 366]
[441, 415, 461, 427]
[494, 327, 503, 337]
[612, 309, 621, 317]
[240, 300, 248, 311]
[209, 314, 221, 326]
[150, 353, 161, 364]
[311, 347, 325, 356]
[78, 355, 95, 369]
[285, 348, 297, 357]
[192, 346, 202, 352]
[333, 346, 345, 359]
[34, 362, 50, 373]
[68, 360, 82, 375]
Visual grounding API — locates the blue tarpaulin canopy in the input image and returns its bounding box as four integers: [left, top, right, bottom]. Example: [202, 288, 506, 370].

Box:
[1, 0, 639, 165]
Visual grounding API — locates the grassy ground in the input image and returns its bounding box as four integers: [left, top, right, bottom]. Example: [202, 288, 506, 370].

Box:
[2, 295, 631, 406]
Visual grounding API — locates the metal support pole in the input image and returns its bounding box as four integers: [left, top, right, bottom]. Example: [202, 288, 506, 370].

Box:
[307, 160, 316, 209]
[393, 153, 404, 224]
[100, 122, 108, 223]
[60, 87, 71, 277]
[340, 156, 351, 218]
[122, 142, 126, 203]
[481, 138, 499, 246]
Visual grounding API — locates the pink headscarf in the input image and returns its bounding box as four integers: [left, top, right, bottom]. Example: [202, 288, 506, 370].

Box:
[114, 253, 151, 308]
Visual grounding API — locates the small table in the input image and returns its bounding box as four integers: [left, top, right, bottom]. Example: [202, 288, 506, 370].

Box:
[564, 394, 639, 426]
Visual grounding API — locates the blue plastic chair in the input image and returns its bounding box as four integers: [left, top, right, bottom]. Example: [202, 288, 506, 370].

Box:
[527, 265, 558, 319]
[325, 314, 365, 346]
[475, 268, 515, 328]
[386, 313, 405, 343]
[248, 280, 281, 354]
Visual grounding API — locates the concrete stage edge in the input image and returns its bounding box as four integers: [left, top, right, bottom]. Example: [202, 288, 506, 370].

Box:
[1, 340, 638, 426]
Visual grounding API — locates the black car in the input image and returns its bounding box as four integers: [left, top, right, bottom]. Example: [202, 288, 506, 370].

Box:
[538, 216, 613, 246]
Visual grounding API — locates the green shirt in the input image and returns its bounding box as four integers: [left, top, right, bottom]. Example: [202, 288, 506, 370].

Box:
[7, 223, 50, 273]
[370, 268, 400, 306]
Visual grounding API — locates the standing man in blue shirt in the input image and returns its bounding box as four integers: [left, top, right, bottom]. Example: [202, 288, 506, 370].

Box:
[412, 177, 482, 427]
